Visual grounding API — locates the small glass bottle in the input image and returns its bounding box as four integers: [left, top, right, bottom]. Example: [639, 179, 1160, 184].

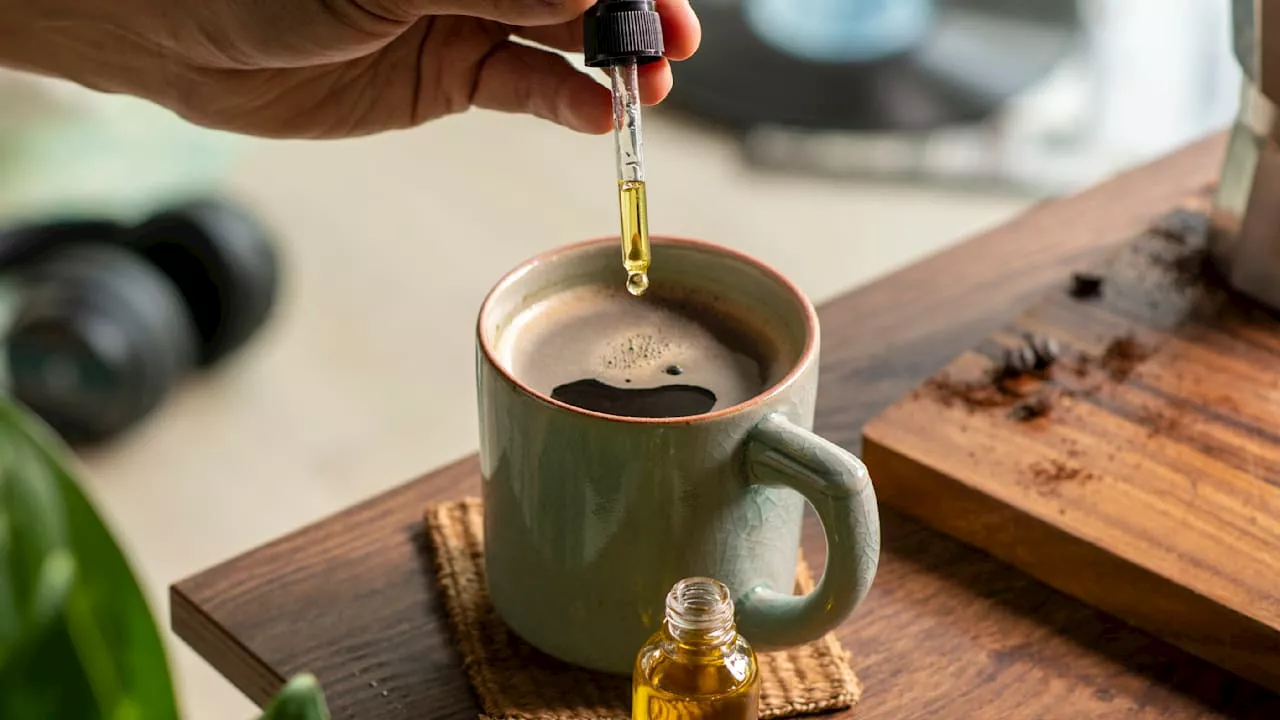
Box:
[632, 577, 761, 720]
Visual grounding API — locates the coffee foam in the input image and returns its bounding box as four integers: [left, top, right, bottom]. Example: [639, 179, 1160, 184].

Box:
[496, 281, 792, 415]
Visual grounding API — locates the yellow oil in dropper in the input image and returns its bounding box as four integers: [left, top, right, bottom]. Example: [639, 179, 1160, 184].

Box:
[583, 0, 663, 296]
[608, 58, 652, 296]
[619, 178, 650, 295]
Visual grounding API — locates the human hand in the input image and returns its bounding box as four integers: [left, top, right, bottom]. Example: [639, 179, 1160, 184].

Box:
[0, 0, 700, 138]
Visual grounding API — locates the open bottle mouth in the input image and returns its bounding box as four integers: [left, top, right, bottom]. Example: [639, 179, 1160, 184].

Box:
[665, 577, 736, 642]
[668, 578, 733, 625]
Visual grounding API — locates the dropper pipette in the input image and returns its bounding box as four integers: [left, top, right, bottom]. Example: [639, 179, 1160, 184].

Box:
[584, 0, 665, 296]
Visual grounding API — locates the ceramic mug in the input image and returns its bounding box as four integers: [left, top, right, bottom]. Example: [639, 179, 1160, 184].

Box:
[475, 236, 881, 674]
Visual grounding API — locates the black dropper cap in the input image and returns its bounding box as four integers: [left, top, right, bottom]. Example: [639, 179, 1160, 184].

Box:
[583, 0, 664, 68]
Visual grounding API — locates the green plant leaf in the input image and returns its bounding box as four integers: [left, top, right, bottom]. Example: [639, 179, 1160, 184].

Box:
[0, 612, 100, 719]
[0, 510, 18, 653]
[0, 398, 179, 719]
[260, 674, 331, 720]
[0, 399, 334, 719]
[0, 410, 73, 666]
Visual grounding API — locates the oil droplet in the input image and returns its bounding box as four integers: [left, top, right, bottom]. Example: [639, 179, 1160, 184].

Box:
[626, 271, 649, 296]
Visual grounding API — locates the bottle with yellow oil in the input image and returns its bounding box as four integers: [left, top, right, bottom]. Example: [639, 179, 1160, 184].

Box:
[633, 577, 760, 720]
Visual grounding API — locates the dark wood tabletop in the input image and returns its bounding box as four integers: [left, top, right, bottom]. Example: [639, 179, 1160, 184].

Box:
[172, 133, 1280, 719]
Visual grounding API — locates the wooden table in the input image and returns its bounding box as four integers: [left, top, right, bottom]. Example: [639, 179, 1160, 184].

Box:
[171, 134, 1280, 719]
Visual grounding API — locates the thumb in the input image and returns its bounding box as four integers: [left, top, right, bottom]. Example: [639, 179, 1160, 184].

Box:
[378, 0, 596, 26]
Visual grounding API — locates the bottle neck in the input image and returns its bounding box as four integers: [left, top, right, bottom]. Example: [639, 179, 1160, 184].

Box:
[663, 577, 737, 648]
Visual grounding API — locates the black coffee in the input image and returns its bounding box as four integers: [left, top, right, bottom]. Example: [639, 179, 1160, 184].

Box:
[494, 283, 786, 419]
[551, 378, 717, 418]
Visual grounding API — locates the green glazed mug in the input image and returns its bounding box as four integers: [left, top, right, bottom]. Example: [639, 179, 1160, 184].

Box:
[476, 236, 881, 674]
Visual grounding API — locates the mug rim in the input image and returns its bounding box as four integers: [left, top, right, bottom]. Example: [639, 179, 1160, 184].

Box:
[476, 235, 820, 425]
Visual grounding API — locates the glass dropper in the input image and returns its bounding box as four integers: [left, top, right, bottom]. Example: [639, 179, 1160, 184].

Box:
[584, 0, 665, 296]
[610, 59, 649, 295]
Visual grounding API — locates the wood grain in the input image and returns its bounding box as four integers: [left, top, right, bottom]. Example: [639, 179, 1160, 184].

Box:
[172, 133, 1280, 719]
[862, 192, 1280, 693]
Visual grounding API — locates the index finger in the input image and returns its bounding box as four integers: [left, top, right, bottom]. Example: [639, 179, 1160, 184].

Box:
[656, 0, 700, 61]
[517, 0, 701, 60]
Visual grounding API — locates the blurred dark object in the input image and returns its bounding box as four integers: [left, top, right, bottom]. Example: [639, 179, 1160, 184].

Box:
[667, 0, 1080, 132]
[662, 0, 1240, 195]
[0, 197, 280, 445]
[130, 200, 280, 366]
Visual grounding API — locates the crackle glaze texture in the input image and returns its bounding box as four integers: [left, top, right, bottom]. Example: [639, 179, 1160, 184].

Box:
[476, 238, 881, 675]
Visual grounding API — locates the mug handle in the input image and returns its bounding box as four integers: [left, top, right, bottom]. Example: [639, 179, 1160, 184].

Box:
[735, 412, 881, 648]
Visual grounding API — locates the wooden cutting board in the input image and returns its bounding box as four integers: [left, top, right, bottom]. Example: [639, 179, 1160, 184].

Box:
[862, 192, 1280, 693]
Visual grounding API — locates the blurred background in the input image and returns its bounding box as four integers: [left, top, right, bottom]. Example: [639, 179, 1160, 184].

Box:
[0, 0, 1243, 717]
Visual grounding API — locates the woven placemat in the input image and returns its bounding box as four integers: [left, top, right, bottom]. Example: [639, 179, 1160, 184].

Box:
[425, 497, 862, 720]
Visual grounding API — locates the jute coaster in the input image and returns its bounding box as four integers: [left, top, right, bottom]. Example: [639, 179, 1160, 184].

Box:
[425, 497, 862, 720]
